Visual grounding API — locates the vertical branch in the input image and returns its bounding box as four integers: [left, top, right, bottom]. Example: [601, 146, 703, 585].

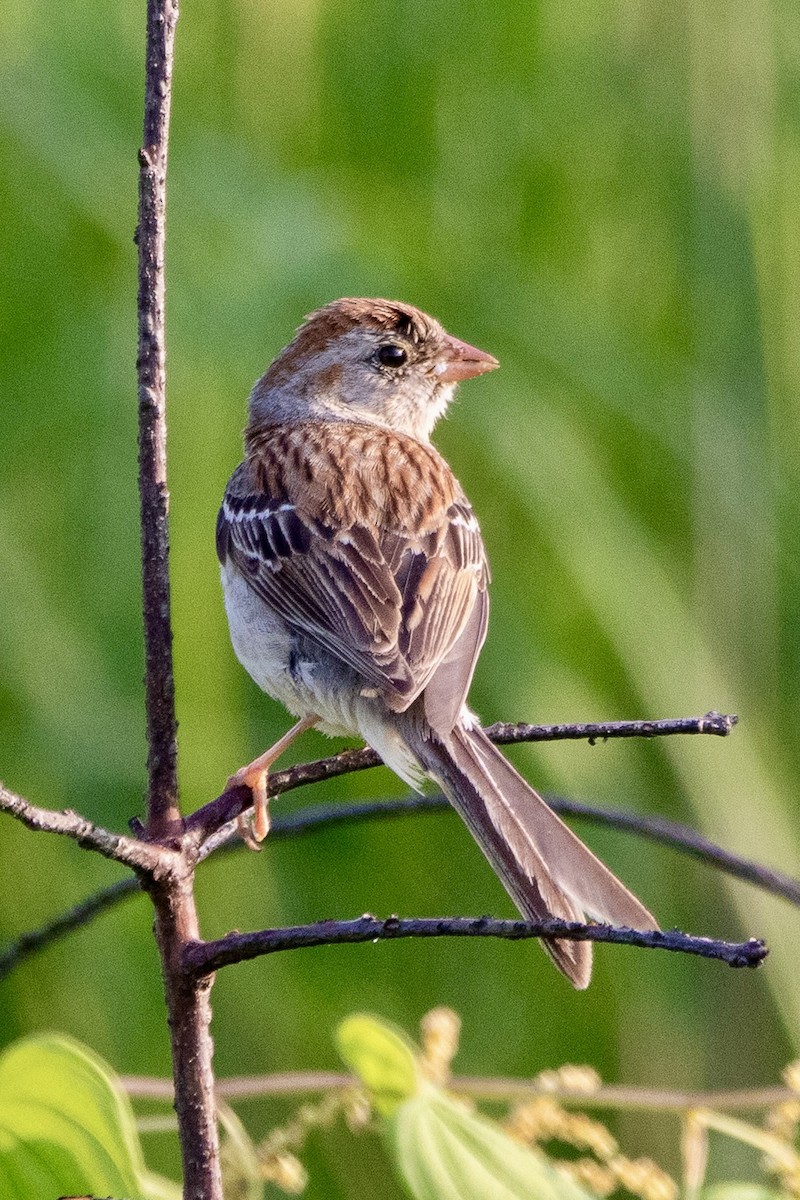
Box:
[137, 0, 181, 840]
[149, 870, 223, 1200]
[136, 1, 224, 1196]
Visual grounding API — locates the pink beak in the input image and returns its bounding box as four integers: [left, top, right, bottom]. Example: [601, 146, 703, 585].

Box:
[436, 334, 500, 383]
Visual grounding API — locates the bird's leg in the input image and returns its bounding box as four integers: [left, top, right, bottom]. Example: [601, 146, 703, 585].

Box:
[229, 715, 318, 848]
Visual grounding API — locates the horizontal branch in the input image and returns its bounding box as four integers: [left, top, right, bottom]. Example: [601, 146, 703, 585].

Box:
[486, 710, 737, 746]
[185, 712, 738, 845]
[120, 1070, 794, 1112]
[0, 783, 174, 876]
[183, 915, 766, 979]
[5, 776, 794, 981]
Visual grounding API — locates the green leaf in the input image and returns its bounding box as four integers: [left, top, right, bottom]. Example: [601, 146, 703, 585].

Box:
[0, 1033, 180, 1200]
[335, 1014, 420, 1115]
[336, 1012, 595, 1199]
[389, 1087, 594, 1200]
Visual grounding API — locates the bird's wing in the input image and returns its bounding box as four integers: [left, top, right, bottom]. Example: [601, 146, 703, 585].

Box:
[217, 422, 489, 721]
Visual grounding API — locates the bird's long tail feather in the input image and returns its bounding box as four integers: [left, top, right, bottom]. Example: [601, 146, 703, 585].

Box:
[406, 720, 658, 988]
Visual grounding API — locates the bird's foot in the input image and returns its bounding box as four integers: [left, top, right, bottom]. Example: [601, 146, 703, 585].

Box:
[227, 714, 319, 852]
[228, 764, 270, 850]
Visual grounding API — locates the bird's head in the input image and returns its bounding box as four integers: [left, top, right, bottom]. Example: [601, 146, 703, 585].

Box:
[247, 298, 498, 442]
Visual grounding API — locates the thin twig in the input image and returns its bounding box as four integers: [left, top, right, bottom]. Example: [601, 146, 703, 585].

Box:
[549, 795, 800, 904]
[0, 878, 142, 981]
[185, 712, 739, 845]
[200, 792, 800, 908]
[120, 1070, 795, 1112]
[183, 916, 766, 978]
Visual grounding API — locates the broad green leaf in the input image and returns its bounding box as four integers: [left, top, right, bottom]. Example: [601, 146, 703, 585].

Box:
[335, 1014, 420, 1115]
[0, 1033, 180, 1200]
[389, 1087, 594, 1200]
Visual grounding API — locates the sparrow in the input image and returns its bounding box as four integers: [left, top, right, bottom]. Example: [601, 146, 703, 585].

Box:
[217, 297, 657, 987]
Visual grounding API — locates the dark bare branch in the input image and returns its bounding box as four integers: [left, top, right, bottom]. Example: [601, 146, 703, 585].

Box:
[146, 871, 221, 1199]
[137, 0, 181, 843]
[200, 790, 800, 909]
[486, 710, 737, 745]
[548, 794, 800, 905]
[183, 915, 766, 978]
[185, 712, 739, 845]
[136, 0, 224, 1195]
[0, 878, 141, 982]
[0, 783, 172, 876]
[7, 769, 795, 981]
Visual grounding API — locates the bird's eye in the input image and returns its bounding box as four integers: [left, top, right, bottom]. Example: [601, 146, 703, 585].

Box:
[376, 343, 408, 368]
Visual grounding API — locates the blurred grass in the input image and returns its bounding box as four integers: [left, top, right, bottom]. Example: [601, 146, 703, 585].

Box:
[1, 0, 799, 1193]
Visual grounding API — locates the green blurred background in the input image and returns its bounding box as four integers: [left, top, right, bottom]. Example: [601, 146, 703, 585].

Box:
[1, 0, 799, 1193]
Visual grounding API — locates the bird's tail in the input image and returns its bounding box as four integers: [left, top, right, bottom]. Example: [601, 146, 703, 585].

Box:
[406, 719, 658, 988]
